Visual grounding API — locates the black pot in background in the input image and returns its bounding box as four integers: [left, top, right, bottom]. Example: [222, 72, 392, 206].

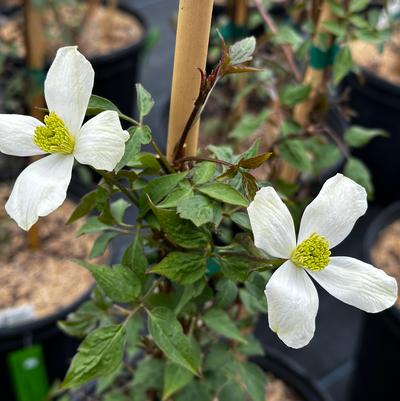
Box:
[350, 201, 400, 401]
[0, 287, 92, 401]
[254, 349, 333, 401]
[341, 70, 400, 205]
[90, 1, 148, 116]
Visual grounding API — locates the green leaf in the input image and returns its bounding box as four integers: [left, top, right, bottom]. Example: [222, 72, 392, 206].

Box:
[203, 309, 247, 344]
[198, 183, 249, 207]
[67, 191, 97, 224]
[279, 139, 312, 172]
[136, 84, 155, 120]
[174, 281, 206, 315]
[231, 212, 251, 231]
[116, 126, 152, 172]
[349, 0, 369, 12]
[239, 152, 272, 169]
[273, 25, 303, 50]
[158, 181, 193, 208]
[58, 301, 100, 338]
[280, 84, 311, 106]
[344, 157, 374, 197]
[132, 357, 165, 389]
[122, 233, 148, 278]
[87, 95, 121, 116]
[177, 194, 215, 226]
[76, 217, 110, 236]
[90, 231, 118, 258]
[229, 110, 269, 140]
[163, 362, 193, 400]
[323, 21, 346, 36]
[150, 203, 211, 249]
[215, 278, 238, 308]
[333, 46, 353, 84]
[219, 255, 252, 282]
[175, 381, 212, 401]
[139, 172, 188, 216]
[240, 288, 267, 314]
[241, 171, 258, 200]
[229, 36, 256, 65]
[193, 162, 216, 184]
[238, 362, 267, 401]
[148, 307, 201, 375]
[327, 0, 346, 17]
[238, 336, 264, 356]
[62, 324, 126, 389]
[150, 252, 207, 285]
[110, 199, 130, 224]
[344, 126, 388, 147]
[219, 381, 246, 401]
[78, 261, 141, 302]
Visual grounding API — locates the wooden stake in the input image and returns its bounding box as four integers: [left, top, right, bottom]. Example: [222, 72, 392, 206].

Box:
[280, 1, 336, 181]
[24, 0, 46, 249]
[293, 2, 335, 127]
[167, 0, 214, 162]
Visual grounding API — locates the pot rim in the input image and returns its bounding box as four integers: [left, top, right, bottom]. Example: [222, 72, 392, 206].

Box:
[347, 67, 400, 103]
[1, 0, 148, 65]
[0, 192, 108, 340]
[253, 348, 334, 401]
[363, 201, 400, 320]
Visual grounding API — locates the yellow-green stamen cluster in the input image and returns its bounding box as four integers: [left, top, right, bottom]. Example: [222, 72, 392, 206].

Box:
[291, 233, 331, 271]
[34, 112, 75, 154]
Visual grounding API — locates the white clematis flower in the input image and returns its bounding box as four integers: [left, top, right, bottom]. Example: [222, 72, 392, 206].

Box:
[248, 174, 398, 349]
[0, 46, 129, 231]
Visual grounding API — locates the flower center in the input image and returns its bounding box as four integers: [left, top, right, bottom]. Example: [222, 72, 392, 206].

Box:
[291, 233, 331, 271]
[34, 112, 75, 154]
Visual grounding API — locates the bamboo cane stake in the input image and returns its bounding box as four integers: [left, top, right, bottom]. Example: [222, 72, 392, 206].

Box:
[167, 0, 214, 162]
[280, 1, 336, 181]
[24, 0, 45, 249]
[293, 2, 335, 126]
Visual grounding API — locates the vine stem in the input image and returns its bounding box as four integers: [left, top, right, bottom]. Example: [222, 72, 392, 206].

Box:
[253, 0, 301, 82]
[118, 114, 175, 174]
[175, 155, 234, 168]
[97, 170, 139, 205]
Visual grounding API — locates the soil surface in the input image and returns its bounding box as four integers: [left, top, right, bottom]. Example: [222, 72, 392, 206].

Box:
[0, 3, 143, 61]
[0, 186, 98, 324]
[371, 219, 400, 308]
[265, 373, 301, 401]
[350, 34, 400, 85]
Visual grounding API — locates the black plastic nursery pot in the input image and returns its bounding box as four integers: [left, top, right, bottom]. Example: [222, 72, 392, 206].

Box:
[341, 69, 400, 205]
[0, 287, 92, 401]
[89, 1, 148, 117]
[254, 349, 333, 401]
[350, 201, 400, 401]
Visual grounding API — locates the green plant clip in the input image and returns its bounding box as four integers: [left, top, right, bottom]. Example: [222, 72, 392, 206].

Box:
[27, 68, 46, 89]
[206, 257, 221, 276]
[309, 43, 339, 69]
[7, 344, 49, 401]
[219, 21, 248, 41]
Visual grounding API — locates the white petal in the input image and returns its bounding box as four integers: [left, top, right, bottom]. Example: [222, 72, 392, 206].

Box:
[309, 256, 398, 313]
[248, 187, 296, 258]
[74, 111, 129, 171]
[0, 114, 45, 156]
[45, 46, 94, 135]
[265, 260, 319, 348]
[298, 174, 367, 248]
[5, 154, 74, 230]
